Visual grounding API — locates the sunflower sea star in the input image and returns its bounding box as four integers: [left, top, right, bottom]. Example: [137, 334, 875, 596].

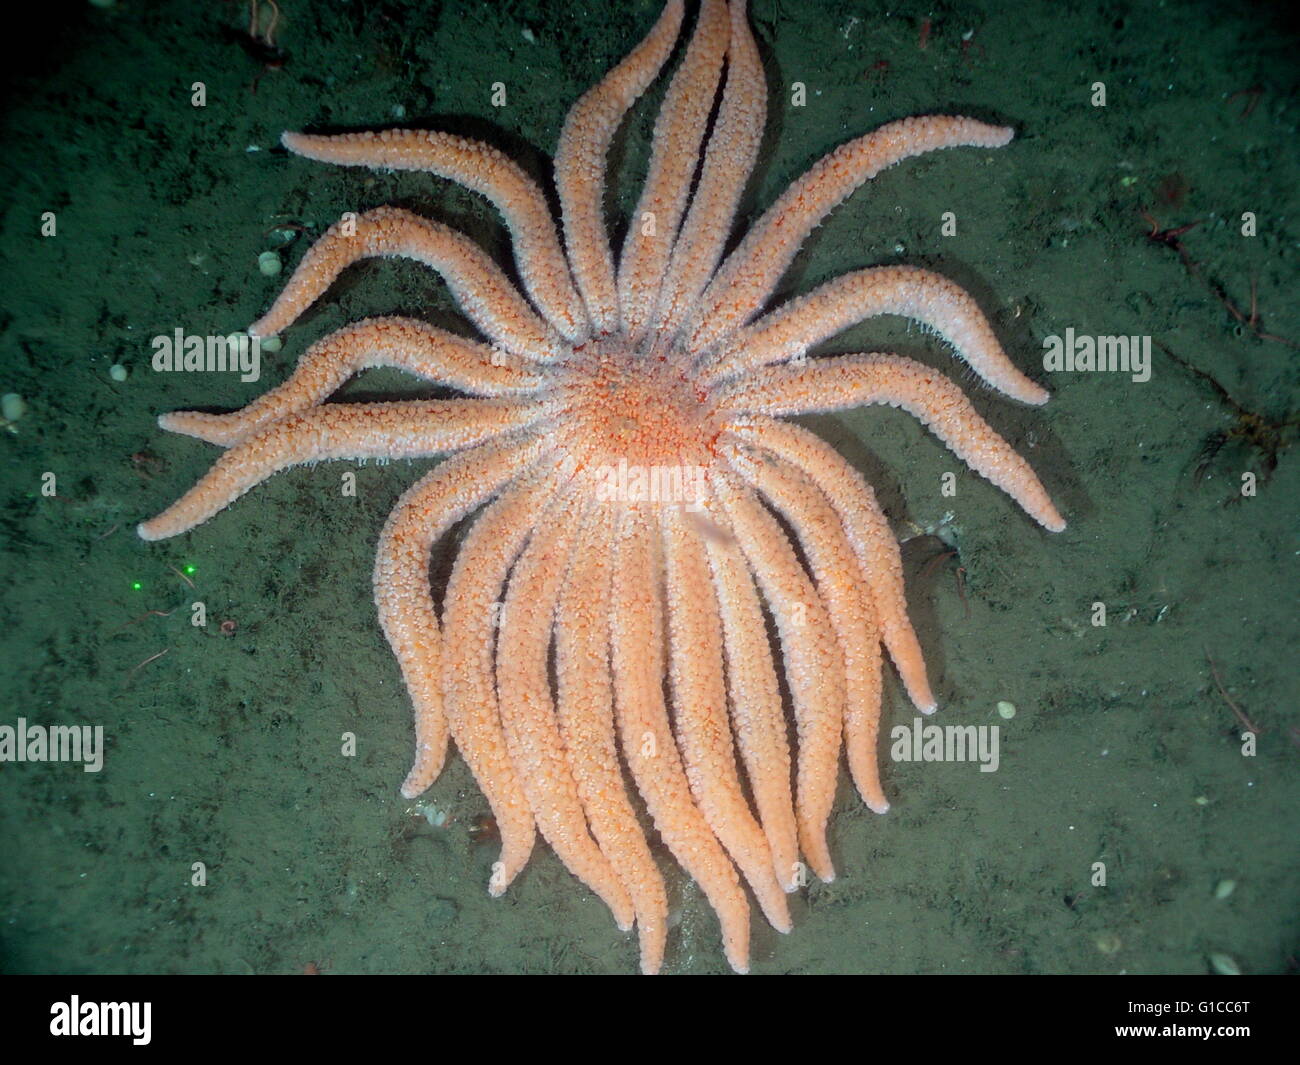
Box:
[140, 0, 1064, 974]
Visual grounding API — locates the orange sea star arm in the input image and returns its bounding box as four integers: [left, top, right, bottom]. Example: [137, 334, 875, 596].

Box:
[554, 0, 684, 333]
[654, 0, 766, 339]
[617, 0, 728, 342]
[698, 498, 800, 892]
[718, 354, 1067, 532]
[137, 400, 543, 541]
[686, 116, 1015, 354]
[280, 130, 589, 342]
[497, 484, 635, 931]
[730, 416, 937, 713]
[376, 435, 548, 800]
[703, 265, 1049, 405]
[162, 318, 546, 448]
[250, 207, 566, 361]
[610, 502, 751, 974]
[712, 470, 844, 883]
[555, 503, 669, 975]
[726, 443, 889, 814]
[661, 503, 791, 932]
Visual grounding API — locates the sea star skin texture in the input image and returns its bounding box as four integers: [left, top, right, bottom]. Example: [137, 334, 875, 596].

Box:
[556, 504, 670, 974]
[139, 0, 1064, 974]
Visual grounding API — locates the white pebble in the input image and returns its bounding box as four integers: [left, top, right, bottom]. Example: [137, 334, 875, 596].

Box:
[258, 250, 282, 276]
[1213, 879, 1236, 900]
[996, 700, 1016, 720]
[413, 800, 449, 828]
[1094, 932, 1122, 955]
[1208, 952, 1240, 975]
[109, 363, 129, 382]
[1, 393, 25, 421]
[260, 335, 282, 353]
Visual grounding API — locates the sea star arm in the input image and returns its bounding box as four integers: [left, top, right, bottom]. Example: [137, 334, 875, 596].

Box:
[442, 467, 583, 894]
[616, 0, 728, 342]
[698, 501, 800, 891]
[654, 0, 766, 338]
[685, 116, 1015, 354]
[661, 503, 792, 932]
[609, 502, 751, 974]
[726, 443, 889, 814]
[731, 416, 937, 713]
[702, 266, 1049, 404]
[249, 207, 567, 361]
[554, 0, 684, 333]
[712, 471, 844, 883]
[496, 482, 635, 931]
[556, 502, 669, 975]
[718, 354, 1067, 532]
[161, 318, 546, 448]
[280, 131, 589, 342]
[376, 435, 548, 800]
[136, 400, 542, 541]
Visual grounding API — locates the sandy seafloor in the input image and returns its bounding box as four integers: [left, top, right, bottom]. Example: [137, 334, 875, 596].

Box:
[0, 0, 1296, 975]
